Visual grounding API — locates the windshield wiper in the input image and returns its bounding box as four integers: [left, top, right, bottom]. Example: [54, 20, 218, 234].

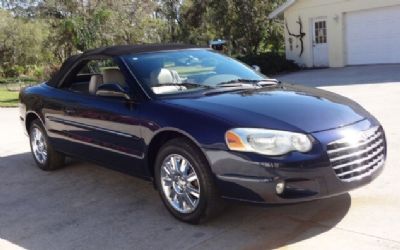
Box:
[215, 79, 279, 87]
[258, 79, 280, 85]
[151, 82, 213, 89]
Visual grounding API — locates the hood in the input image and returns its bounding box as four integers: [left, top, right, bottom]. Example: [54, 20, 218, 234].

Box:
[163, 84, 372, 133]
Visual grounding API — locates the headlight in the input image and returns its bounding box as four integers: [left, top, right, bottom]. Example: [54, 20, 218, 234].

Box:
[225, 128, 312, 156]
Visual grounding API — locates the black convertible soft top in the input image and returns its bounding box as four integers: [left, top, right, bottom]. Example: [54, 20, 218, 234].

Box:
[47, 43, 205, 87]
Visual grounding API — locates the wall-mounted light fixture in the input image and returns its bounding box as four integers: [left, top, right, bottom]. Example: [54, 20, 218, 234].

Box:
[333, 14, 340, 23]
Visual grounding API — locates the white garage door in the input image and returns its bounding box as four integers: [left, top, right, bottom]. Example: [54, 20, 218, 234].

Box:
[346, 5, 400, 65]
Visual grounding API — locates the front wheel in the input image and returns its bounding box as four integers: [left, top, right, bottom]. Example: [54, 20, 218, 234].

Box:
[155, 138, 224, 224]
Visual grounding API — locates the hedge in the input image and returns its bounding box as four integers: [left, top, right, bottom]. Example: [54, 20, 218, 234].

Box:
[237, 52, 299, 76]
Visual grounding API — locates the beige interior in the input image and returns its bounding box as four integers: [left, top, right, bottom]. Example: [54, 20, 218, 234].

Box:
[88, 74, 103, 95]
[102, 68, 127, 87]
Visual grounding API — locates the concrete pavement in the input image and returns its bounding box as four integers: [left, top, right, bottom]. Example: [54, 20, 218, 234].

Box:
[1, 65, 400, 249]
[276, 64, 400, 87]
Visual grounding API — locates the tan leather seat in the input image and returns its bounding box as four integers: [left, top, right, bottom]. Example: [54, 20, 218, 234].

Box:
[88, 74, 103, 95]
[150, 68, 182, 85]
[102, 68, 127, 87]
[150, 68, 185, 94]
[150, 68, 174, 85]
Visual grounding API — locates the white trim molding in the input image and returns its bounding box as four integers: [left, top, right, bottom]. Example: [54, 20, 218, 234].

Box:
[268, 0, 297, 19]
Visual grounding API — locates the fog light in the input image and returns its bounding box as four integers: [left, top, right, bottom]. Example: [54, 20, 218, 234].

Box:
[276, 181, 285, 194]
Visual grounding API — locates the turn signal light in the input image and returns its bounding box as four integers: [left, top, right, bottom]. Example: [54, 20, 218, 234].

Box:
[225, 131, 246, 151]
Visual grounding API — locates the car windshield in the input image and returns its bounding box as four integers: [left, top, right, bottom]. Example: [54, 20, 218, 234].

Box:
[124, 49, 267, 95]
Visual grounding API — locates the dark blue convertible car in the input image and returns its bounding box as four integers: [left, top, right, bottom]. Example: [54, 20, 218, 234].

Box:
[19, 44, 386, 223]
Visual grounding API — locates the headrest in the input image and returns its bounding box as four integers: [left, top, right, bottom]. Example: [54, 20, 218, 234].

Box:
[89, 74, 103, 95]
[102, 68, 126, 86]
[150, 68, 174, 85]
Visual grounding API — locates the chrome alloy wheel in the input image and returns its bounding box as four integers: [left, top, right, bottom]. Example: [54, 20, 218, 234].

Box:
[160, 154, 200, 214]
[30, 127, 48, 164]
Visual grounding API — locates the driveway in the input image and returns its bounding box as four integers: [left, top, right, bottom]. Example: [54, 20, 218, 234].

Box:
[1, 65, 400, 250]
[276, 64, 400, 87]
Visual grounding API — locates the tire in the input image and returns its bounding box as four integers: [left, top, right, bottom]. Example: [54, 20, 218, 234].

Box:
[155, 138, 224, 224]
[29, 119, 65, 171]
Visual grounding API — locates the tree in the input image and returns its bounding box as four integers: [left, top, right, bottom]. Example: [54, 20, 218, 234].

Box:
[0, 9, 49, 75]
[36, 0, 166, 61]
[179, 0, 285, 55]
[156, 0, 181, 42]
[0, 0, 287, 79]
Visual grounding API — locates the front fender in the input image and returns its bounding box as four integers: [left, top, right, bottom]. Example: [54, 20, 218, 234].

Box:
[140, 101, 233, 150]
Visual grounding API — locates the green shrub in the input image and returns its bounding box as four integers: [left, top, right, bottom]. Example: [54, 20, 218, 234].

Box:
[3, 65, 25, 77]
[43, 64, 61, 80]
[237, 53, 299, 76]
[33, 66, 45, 80]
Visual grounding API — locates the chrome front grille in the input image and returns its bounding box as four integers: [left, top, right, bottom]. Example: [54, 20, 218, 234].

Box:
[327, 126, 385, 182]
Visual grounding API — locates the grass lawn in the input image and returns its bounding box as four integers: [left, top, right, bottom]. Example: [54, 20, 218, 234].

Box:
[0, 89, 19, 107]
[0, 77, 37, 107]
[0, 76, 37, 84]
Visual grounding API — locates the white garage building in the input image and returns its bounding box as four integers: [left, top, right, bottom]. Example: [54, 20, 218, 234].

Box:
[269, 0, 400, 67]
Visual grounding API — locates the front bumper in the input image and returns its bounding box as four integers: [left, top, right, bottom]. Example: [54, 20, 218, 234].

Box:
[205, 119, 386, 204]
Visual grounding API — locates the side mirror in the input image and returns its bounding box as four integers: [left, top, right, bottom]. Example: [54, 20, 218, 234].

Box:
[252, 65, 261, 72]
[96, 83, 131, 100]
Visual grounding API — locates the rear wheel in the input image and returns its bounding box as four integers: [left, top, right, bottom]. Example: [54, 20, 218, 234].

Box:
[155, 138, 224, 224]
[29, 119, 65, 171]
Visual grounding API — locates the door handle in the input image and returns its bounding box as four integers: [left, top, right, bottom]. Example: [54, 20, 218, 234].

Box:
[64, 107, 76, 115]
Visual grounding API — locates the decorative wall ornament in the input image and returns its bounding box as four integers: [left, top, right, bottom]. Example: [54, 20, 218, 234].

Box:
[285, 17, 306, 57]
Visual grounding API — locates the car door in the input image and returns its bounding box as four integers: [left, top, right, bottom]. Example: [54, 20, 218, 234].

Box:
[52, 57, 149, 177]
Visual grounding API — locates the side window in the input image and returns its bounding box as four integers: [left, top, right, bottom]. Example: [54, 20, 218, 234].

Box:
[77, 59, 117, 75]
[62, 58, 127, 95]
